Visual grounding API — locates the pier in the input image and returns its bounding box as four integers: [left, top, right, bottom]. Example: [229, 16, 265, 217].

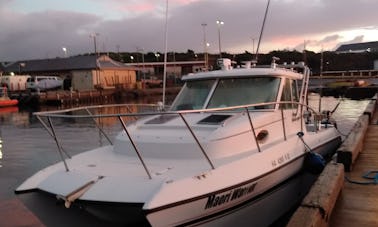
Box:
[11, 87, 181, 107]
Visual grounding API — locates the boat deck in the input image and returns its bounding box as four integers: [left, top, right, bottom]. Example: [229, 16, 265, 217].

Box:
[330, 104, 378, 226]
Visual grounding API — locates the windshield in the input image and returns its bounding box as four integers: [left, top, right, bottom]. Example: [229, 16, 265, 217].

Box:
[208, 77, 280, 109]
[171, 77, 281, 110]
[171, 79, 216, 110]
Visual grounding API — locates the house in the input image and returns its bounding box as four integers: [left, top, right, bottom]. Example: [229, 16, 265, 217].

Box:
[335, 41, 378, 53]
[2, 55, 136, 91]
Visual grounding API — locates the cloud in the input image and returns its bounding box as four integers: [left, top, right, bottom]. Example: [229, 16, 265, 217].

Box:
[333, 35, 365, 50]
[319, 35, 342, 44]
[0, 9, 101, 60]
[1, 0, 378, 61]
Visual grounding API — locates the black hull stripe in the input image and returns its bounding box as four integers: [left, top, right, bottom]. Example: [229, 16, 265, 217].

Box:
[179, 168, 311, 227]
[146, 136, 341, 214]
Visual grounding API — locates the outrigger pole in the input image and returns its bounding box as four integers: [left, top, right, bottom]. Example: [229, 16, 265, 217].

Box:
[162, 0, 169, 108]
[254, 0, 271, 63]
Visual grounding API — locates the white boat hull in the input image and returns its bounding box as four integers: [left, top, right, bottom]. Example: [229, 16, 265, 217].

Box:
[16, 136, 340, 226]
[145, 137, 340, 226]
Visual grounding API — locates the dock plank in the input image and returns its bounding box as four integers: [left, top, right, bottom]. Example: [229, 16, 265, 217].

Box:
[330, 110, 378, 227]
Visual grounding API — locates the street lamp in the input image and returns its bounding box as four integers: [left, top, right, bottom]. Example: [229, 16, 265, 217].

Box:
[251, 37, 255, 56]
[19, 63, 25, 74]
[155, 53, 160, 61]
[90, 33, 100, 56]
[137, 47, 146, 81]
[216, 20, 224, 58]
[201, 23, 208, 70]
[62, 47, 68, 58]
[130, 56, 134, 63]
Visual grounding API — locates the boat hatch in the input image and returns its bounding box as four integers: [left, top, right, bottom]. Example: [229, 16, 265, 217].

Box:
[197, 114, 232, 125]
[145, 115, 178, 124]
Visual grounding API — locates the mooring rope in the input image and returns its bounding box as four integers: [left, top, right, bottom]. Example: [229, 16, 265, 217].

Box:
[345, 171, 378, 185]
[297, 131, 326, 174]
[297, 131, 312, 152]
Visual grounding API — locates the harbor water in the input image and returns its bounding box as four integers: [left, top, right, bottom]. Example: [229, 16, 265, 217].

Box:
[0, 94, 372, 226]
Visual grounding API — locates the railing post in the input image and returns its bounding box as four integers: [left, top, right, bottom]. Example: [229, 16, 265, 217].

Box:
[47, 117, 70, 172]
[245, 107, 261, 153]
[37, 115, 71, 159]
[179, 113, 215, 169]
[118, 116, 152, 179]
[85, 108, 113, 145]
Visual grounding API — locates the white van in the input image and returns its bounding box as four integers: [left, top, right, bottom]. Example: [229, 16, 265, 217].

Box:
[26, 76, 63, 91]
[1, 75, 31, 91]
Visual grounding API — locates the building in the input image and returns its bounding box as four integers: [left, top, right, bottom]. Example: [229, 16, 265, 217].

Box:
[2, 55, 136, 91]
[335, 41, 378, 53]
[125, 60, 207, 80]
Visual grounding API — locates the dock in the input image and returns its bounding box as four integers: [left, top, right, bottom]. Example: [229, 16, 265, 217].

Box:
[288, 96, 378, 226]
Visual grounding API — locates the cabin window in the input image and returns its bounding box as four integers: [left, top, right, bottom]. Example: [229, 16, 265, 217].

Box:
[207, 77, 280, 109]
[292, 80, 300, 115]
[292, 80, 299, 103]
[171, 79, 216, 110]
[280, 79, 299, 110]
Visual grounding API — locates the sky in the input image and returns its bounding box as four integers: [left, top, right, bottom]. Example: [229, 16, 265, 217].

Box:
[0, 0, 377, 61]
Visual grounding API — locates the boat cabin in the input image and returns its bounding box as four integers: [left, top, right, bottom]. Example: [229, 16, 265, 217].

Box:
[170, 61, 305, 112]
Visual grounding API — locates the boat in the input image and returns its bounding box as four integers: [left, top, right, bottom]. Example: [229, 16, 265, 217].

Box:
[0, 87, 18, 107]
[0, 106, 18, 114]
[15, 58, 341, 226]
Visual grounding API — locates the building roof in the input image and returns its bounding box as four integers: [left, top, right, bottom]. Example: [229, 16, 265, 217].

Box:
[335, 41, 378, 53]
[125, 60, 206, 67]
[2, 55, 132, 74]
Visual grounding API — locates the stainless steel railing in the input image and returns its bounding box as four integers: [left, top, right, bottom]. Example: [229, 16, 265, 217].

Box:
[34, 101, 325, 178]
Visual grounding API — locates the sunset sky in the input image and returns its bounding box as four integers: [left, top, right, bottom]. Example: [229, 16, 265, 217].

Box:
[1, 0, 377, 61]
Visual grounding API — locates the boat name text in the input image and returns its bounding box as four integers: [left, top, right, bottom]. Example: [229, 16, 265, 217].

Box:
[204, 182, 257, 209]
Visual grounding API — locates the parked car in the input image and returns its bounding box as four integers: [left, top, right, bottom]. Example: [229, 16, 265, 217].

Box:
[26, 76, 63, 91]
[141, 76, 163, 88]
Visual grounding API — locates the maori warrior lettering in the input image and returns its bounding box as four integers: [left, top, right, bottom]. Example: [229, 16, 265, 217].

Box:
[205, 182, 257, 209]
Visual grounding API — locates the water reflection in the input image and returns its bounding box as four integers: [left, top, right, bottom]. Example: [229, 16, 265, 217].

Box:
[0, 132, 2, 168]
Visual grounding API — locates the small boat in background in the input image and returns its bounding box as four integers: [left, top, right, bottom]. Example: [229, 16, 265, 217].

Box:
[0, 106, 18, 114]
[326, 79, 371, 88]
[0, 87, 18, 107]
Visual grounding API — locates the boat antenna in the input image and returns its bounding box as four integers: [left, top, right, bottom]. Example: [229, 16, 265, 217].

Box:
[254, 0, 271, 62]
[162, 0, 169, 109]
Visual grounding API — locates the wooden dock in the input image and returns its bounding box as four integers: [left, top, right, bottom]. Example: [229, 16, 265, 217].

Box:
[330, 105, 378, 226]
[288, 98, 378, 227]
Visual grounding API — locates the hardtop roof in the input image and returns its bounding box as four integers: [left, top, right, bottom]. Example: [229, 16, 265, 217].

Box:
[182, 66, 304, 81]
